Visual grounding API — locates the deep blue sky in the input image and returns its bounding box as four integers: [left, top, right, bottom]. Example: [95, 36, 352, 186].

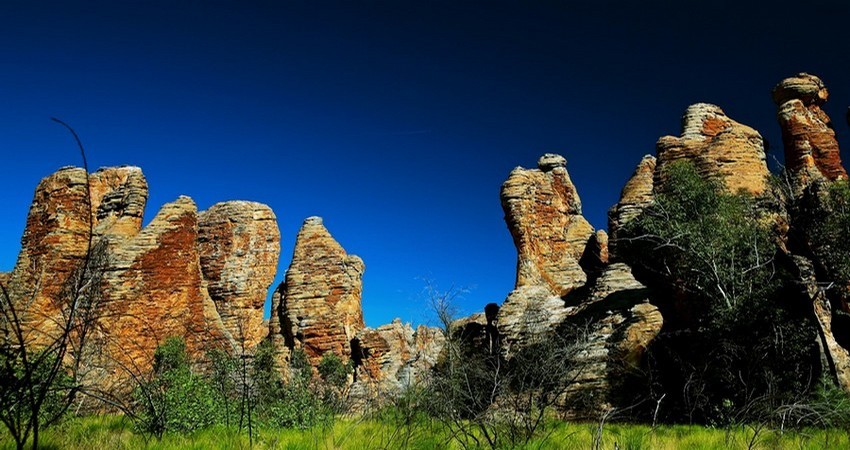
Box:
[2, 1, 849, 327]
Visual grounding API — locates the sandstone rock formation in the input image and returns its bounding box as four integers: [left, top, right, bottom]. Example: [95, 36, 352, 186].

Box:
[198, 201, 280, 349]
[351, 319, 444, 396]
[270, 217, 365, 368]
[3, 165, 287, 394]
[501, 153, 594, 296]
[498, 154, 594, 349]
[773, 73, 847, 191]
[560, 263, 662, 417]
[655, 103, 769, 195]
[608, 155, 655, 256]
[94, 196, 233, 388]
[5, 166, 148, 345]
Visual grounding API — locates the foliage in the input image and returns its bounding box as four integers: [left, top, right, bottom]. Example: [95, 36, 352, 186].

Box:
[133, 337, 222, 437]
[9, 414, 850, 450]
[618, 160, 819, 424]
[425, 284, 591, 449]
[803, 180, 850, 286]
[317, 352, 351, 389]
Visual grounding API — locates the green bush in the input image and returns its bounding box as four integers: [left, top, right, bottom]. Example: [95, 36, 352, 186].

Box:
[619, 160, 819, 424]
[805, 180, 850, 286]
[134, 337, 222, 437]
[317, 352, 351, 389]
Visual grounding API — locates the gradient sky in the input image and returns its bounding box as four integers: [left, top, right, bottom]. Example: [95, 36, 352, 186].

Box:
[2, 1, 849, 328]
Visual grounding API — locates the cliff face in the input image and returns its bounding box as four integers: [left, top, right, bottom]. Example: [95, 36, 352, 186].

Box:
[773, 73, 847, 192]
[3, 166, 280, 392]
[198, 201, 280, 349]
[269, 217, 365, 369]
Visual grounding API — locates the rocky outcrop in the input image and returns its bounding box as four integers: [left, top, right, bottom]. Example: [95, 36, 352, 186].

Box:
[498, 154, 594, 349]
[501, 153, 594, 296]
[93, 196, 233, 389]
[351, 319, 444, 396]
[655, 103, 769, 196]
[198, 201, 280, 349]
[608, 155, 655, 257]
[559, 263, 663, 416]
[5, 166, 148, 345]
[4, 166, 289, 396]
[773, 73, 847, 191]
[271, 217, 365, 368]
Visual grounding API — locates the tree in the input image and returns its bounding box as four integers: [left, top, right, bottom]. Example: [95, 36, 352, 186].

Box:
[617, 160, 820, 424]
[0, 119, 104, 450]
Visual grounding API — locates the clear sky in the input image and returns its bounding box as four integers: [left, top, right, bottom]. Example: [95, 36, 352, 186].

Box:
[2, 1, 849, 328]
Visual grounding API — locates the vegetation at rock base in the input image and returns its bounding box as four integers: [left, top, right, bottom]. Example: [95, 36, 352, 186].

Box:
[618, 160, 820, 424]
[7, 414, 850, 450]
[800, 180, 850, 288]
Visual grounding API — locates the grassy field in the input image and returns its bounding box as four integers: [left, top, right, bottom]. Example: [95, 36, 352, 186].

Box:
[3, 416, 850, 450]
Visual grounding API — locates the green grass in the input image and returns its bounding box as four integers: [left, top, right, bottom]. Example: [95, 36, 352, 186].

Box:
[3, 416, 850, 449]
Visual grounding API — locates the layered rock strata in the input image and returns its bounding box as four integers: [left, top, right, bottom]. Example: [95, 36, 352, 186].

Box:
[655, 103, 769, 195]
[350, 319, 444, 396]
[270, 217, 365, 368]
[5, 166, 148, 346]
[608, 155, 655, 257]
[773, 73, 847, 191]
[198, 201, 280, 349]
[498, 154, 594, 349]
[95, 196, 233, 388]
[3, 165, 282, 392]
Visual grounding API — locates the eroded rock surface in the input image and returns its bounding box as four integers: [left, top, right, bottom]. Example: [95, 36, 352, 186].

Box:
[656, 103, 769, 195]
[559, 263, 662, 417]
[271, 217, 365, 368]
[501, 153, 594, 296]
[773, 73, 847, 192]
[351, 319, 444, 397]
[94, 196, 232, 390]
[498, 154, 594, 349]
[608, 155, 656, 257]
[5, 166, 148, 345]
[198, 201, 280, 349]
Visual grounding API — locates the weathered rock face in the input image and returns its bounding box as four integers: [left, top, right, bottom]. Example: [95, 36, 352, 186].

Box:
[4, 166, 288, 397]
[498, 154, 594, 349]
[655, 103, 769, 195]
[351, 319, 444, 396]
[501, 153, 594, 296]
[6, 166, 148, 345]
[93, 196, 233, 390]
[608, 155, 656, 257]
[198, 201, 280, 349]
[773, 73, 847, 191]
[559, 263, 663, 417]
[271, 217, 365, 368]
[791, 256, 850, 392]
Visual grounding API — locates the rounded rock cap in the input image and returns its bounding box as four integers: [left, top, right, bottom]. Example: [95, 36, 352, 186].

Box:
[772, 73, 828, 106]
[304, 216, 323, 226]
[537, 153, 566, 172]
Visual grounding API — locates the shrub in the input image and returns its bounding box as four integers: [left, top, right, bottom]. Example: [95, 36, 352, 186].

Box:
[134, 337, 222, 437]
[618, 160, 819, 424]
[317, 352, 351, 389]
